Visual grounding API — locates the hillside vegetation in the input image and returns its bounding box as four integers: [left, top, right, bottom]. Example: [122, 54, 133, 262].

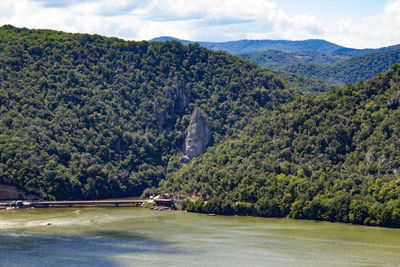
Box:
[284, 48, 400, 86]
[161, 65, 400, 228]
[0, 25, 296, 200]
[240, 48, 400, 86]
[153, 36, 400, 87]
[151, 37, 346, 54]
[240, 50, 343, 69]
[153, 36, 400, 58]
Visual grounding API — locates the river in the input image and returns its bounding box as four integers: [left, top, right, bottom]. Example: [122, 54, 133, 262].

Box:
[0, 207, 399, 266]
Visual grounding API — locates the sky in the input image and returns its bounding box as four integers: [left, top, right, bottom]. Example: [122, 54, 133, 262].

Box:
[0, 0, 399, 49]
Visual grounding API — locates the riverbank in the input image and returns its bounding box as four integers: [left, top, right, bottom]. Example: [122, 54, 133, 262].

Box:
[0, 197, 173, 210]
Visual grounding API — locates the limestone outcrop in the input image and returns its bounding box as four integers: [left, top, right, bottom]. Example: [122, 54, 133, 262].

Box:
[182, 108, 211, 163]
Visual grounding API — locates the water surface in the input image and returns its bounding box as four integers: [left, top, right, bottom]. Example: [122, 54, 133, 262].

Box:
[1, 207, 399, 266]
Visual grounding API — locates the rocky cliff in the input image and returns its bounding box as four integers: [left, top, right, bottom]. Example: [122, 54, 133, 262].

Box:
[182, 108, 211, 163]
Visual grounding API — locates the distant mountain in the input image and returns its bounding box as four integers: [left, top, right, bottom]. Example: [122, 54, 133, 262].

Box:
[284, 48, 400, 86]
[150, 37, 193, 45]
[151, 37, 400, 87]
[151, 36, 400, 58]
[239, 48, 400, 86]
[150, 37, 346, 54]
[240, 50, 346, 69]
[333, 43, 400, 56]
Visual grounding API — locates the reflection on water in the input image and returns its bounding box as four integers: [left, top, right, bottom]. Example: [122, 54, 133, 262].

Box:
[1, 207, 400, 266]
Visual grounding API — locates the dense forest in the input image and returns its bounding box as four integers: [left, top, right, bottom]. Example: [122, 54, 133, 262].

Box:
[240, 50, 343, 69]
[2, 25, 400, 228]
[151, 37, 345, 55]
[267, 69, 335, 94]
[0, 25, 296, 200]
[161, 64, 400, 228]
[154, 37, 400, 88]
[283, 48, 400, 86]
[239, 48, 400, 86]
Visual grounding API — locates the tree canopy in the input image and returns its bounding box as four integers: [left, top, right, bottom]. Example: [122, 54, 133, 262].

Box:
[0, 25, 295, 200]
[161, 64, 400, 228]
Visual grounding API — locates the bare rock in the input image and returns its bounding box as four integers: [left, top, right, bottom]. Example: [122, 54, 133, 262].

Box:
[176, 86, 189, 108]
[387, 91, 400, 109]
[172, 77, 189, 108]
[182, 108, 211, 163]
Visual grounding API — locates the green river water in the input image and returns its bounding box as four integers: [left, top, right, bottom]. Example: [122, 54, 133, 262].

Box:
[0, 207, 399, 266]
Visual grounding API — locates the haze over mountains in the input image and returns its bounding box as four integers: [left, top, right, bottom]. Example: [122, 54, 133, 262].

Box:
[151, 37, 400, 86]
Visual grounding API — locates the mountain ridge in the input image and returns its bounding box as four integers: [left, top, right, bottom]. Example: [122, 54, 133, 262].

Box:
[151, 36, 400, 87]
[150, 36, 400, 56]
[150, 36, 346, 54]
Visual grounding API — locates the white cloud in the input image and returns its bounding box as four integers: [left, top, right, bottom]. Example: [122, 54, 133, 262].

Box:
[0, 0, 399, 48]
[327, 0, 400, 48]
[128, 0, 324, 42]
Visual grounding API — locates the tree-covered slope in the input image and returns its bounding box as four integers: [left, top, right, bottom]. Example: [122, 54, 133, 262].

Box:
[152, 37, 400, 89]
[240, 50, 344, 69]
[267, 69, 336, 93]
[161, 64, 400, 228]
[333, 43, 400, 57]
[284, 48, 400, 86]
[240, 50, 302, 69]
[241, 48, 400, 87]
[152, 36, 400, 58]
[150, 37, 345, 54]
[0, 25, 296, 200]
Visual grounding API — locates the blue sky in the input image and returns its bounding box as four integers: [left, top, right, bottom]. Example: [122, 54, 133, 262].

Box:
[0, 0, 399, 48]
[277, 0, 384, 21]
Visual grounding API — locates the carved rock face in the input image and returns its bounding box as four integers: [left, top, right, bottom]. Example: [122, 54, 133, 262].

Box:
[182, 108, 211, 163]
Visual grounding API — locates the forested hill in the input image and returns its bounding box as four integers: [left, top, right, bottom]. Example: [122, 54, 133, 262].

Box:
[153, 37, 400, 88]
[151, 37, 344, 54]
[161, 64, 400, 228]
[0, 25, 297, 200]
[283, 48, 400, 86]
[152, 36, 400, 57]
